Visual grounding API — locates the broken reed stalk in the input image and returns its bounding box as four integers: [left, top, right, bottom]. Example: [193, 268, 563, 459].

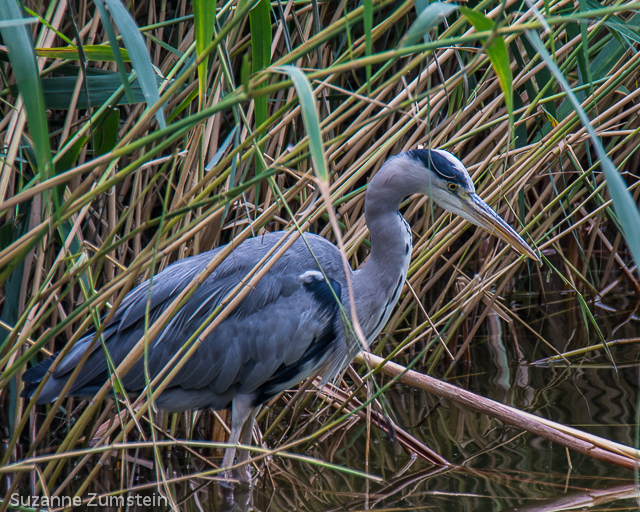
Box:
[356, 352, 640, 470]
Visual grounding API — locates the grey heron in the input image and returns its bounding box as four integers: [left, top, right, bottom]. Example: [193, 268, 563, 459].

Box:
[22, 149, 537, 480]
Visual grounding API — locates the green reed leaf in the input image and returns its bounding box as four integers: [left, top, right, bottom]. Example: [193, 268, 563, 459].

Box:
[0, 17, 37, 28]
[250, 0, 271, 124]
[93, 0, 134, 103]
[363, 0, 373, 92]
[102, 0, 166, 128]
[194, 0, 216, 107]
[34, 44, 130, 62]
[461, 7, 513, 124]
[250, 0, 272, 173]
[0, 0, 52, 182]
[32, 74, 164, 109]
[274, 66, 328, 183]
[401, 2, 457, 48]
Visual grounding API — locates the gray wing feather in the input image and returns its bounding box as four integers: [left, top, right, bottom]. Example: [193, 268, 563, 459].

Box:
[118, 250, 220, 332]
[48, 251, 224, 388]
[284, 311, 319, 365]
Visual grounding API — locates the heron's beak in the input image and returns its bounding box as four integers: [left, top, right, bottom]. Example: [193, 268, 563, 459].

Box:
[463, 193, 539, 261]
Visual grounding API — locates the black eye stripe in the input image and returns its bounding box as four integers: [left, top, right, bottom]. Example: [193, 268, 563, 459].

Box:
[424, 152, 457, 179]
[430, 160, 457, 180]
[406, 148, 475, 193]
[410, 149, 459, 181]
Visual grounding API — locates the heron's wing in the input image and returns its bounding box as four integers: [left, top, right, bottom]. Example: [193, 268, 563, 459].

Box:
[46, 251, 220, 376]
[163, 270, 341, 390]
[29, 233, 347, 407]
[116, 250, 220, 331]
[35, 250, 220, 379]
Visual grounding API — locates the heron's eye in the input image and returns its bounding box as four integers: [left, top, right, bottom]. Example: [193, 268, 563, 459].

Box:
[447, 183, 458, 191]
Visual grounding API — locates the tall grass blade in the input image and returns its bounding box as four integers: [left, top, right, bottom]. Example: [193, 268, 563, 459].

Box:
[274, 66, 328, 183]
[526, 30, 640, 273]
[35, 73, 162, 109]
[605, 20, 640, 46]
[93, 0, 134, 103]
[250, 0, 272, 114]
[193, 0, 216, 108]
[0, 17, 37, 27]
[401, 2, 457, 48]
[363, 0, 372, 92]
[577, 0, 594, 99]
[250, 0, 272, 172]
[94, 108, 120, 157]
[206, 126, 237, 171]
[0, 0, 52, 181]
[461, 7, 513, 125]
[34, 44, 130, 62]
[103, 0, 166, 128]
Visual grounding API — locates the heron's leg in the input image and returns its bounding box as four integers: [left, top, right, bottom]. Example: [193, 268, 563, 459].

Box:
[234, 406, 259, 478]
[221, 395, 254, 471]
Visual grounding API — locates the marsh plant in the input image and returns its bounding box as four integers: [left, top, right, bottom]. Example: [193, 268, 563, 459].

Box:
[1, 0, 640, 508]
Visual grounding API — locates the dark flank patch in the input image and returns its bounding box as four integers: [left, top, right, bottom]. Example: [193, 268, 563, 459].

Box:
[252, 277, 342, 406]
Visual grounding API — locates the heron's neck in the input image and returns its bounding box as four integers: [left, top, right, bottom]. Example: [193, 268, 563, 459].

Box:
[353, 158, 418, 339]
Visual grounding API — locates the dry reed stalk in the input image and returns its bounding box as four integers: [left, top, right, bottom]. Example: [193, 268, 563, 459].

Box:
[355, 352, 640, 469]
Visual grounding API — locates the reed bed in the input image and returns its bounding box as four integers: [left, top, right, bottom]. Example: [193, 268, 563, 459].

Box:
[1, 0, 640, 507]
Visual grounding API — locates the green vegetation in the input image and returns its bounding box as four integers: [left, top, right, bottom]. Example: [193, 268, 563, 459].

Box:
[1, 0, 640, 506]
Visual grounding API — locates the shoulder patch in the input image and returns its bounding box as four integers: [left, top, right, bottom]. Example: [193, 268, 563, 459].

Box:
[302, 273, 342, 307]
[299, 270, 324, 283]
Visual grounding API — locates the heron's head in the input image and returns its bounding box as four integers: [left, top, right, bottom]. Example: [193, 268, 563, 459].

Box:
[407, 149, 539, 261]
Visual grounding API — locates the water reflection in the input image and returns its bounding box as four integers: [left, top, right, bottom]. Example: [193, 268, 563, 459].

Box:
[209, 467, 639, 512]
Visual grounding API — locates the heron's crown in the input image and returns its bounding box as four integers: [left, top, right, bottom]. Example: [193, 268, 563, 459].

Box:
[408, 149, 474, 192]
